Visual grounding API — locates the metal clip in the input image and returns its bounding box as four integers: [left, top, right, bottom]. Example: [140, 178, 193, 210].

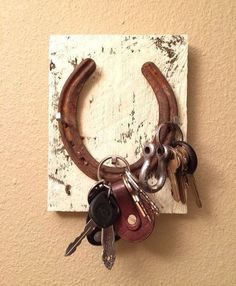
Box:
[139, 127, 172, 193]
[139, 143, 155, 192]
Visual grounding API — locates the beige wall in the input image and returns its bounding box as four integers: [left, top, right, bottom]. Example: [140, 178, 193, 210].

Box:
[1, 1, 235, 285]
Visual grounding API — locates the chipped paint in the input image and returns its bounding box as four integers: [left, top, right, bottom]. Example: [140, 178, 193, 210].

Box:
[65, 184, 71, 196]
[48, 35, 188, 213]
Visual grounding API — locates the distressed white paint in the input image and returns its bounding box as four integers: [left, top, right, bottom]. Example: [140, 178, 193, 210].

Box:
[48, 35, 188, 213]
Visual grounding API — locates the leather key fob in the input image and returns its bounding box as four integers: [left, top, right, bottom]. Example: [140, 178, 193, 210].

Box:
[112, 180, 155, 242]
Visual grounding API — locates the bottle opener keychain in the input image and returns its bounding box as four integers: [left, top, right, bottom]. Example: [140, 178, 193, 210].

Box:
[56, 58, 202, 270]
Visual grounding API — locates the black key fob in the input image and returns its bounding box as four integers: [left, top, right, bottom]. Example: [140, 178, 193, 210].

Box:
[89, 191, 120, 228]
[87, 181, 110, 204]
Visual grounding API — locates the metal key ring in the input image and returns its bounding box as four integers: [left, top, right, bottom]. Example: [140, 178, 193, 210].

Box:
[97, 155, 130, 181]
[156, 122, 184, 146]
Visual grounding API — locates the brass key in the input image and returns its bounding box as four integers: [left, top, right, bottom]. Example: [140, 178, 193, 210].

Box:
[175, 148, 188, 204]
[176, 171, 187, 204]
[174, 143, 202, 208]
[187, 174, 202, 208]
[167, 148, 181, 202]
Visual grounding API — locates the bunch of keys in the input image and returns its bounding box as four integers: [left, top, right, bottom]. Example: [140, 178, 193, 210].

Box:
[139, 122, 202, 207]
[65, 178, 120, 270]
[65, 155, 163, 269]
[58, 59, 202, 271]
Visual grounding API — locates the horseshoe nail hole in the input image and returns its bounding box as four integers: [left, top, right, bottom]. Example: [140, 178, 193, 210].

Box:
[80, 157, 88, 165]
[157, 146, 164, 155]
[65, 184, 71, 195]
[144, 146, 151, 154]
[127, 214, 137, 226]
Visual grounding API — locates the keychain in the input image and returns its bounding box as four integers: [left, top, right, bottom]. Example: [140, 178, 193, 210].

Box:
[56, 59, 202, 270]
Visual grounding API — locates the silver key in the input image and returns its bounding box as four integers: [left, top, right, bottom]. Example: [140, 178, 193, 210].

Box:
[65, 219, 96, 256]
[125, 170, 162, 215]
[102, 226, 116, 270]
[123, 173, 152, 221]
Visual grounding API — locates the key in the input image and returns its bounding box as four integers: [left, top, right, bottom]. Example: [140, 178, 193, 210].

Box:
[125, 170, 162, 215]
[101, 226, 116, 270]
[174, 148, 188, 204]
[166, 148, 181, 202]
[178, 162, 202, 208]
[65, 190, 120, 257]
[186, 174, 202, 208]
[90, 190, 119, 269]
[86, 213, 120, 246]
[86, 182, 120, 246]
[123, 174, 151, 221]
[173, 141, 198, 174]
[176, 172, 187, 204]
[173, 141, 202, 208]
[90, 190, 119, 270]
[178, 143, 202, 207]
[65, 219, 97, 256]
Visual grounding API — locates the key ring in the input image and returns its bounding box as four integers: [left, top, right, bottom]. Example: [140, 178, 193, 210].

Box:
[97, 155, 130, 181]
[156, 122, 184, 146]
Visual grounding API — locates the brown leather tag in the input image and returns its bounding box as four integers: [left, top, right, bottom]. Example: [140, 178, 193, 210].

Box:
[112, 180, 155, 242]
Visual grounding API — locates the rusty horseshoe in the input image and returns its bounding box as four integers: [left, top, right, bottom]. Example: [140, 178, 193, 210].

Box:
[57, 58, 178, 182]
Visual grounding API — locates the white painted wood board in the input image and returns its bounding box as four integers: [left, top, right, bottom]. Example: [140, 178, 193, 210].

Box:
[48, 35, 188, 213]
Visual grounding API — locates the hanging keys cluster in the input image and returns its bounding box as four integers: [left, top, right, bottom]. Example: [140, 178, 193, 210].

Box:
[64, 123, 202, 270]
[57, 58, 201, 269]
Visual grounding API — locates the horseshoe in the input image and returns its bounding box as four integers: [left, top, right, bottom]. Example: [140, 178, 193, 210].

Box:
[57, 58, 178, 182]
[141, 61, 179, 144]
